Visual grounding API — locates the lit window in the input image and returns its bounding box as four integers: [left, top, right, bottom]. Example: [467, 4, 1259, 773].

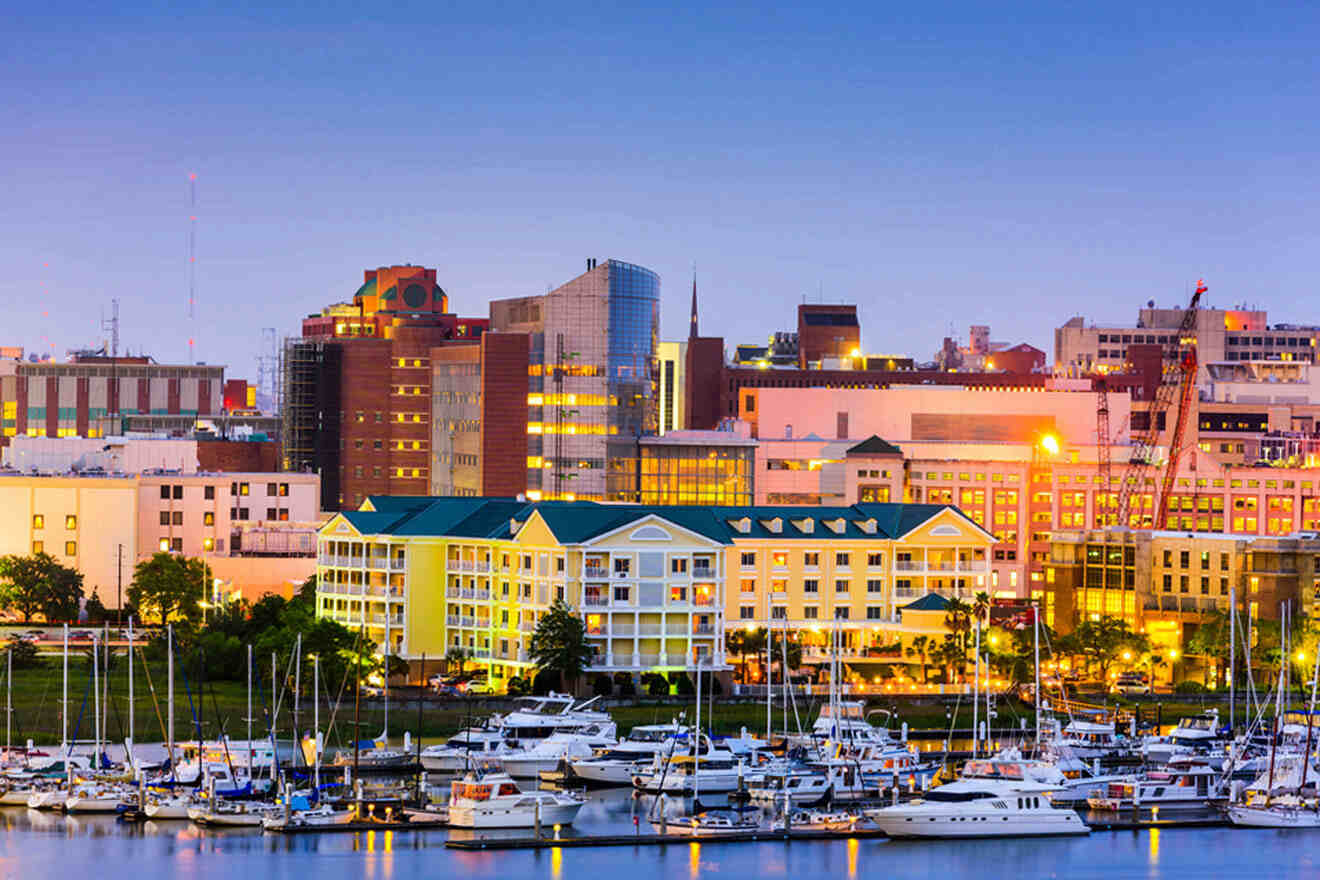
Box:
[32, 515, 44, 529]
[65, 515, 77, 530]
[202, 537, 214, 551]
[64, 541, 76, 556]
[159, 538, 170, 552]
[31, 541, 43, 554]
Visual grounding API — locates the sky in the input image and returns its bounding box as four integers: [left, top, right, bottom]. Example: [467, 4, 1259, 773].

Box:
[6, 1, 1320, 385]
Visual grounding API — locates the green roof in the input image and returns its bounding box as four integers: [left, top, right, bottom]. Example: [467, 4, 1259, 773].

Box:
[332, 498, 991, 545]
[380, 285, 397, 301]
[901, 593, 951, 612]
[847, 435, 903, 456]
[353, 278, 377, 300]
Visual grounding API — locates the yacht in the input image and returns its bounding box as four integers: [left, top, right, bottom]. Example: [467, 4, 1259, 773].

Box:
[1226, 754, 1320, 827]
[1047, 719, 1127, 761]
[1142, 711, 1226, 765]
[771, 808, 864, 832]
[446, 761, 584, 828]
[499, 726, 617, 779]
[189, 798, 278, 828]
[419, 729, 511, 772]
[491, 693, 618, 748]
[790, 702, 903, 750]
[1086, 760, 1228, 811]
[865, 751, 1089, 838]
[144, 792, 200, 820]
[1044, 756, 1138, 807]
[632, 735, 762, 794]
[673, 810, 761, 836]
[748, 762, 882, 805]
[568, 723, 684, 786]
[262, 802, 356, 831]
[65, 782, 129, 813]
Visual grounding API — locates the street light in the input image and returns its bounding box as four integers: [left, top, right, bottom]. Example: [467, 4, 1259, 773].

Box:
[1038, 434, 1061, 457]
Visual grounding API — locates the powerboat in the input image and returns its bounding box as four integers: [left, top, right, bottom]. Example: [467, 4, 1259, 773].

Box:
[65, 782, 129, 813]
[446, 761, 584, 828]
[865, 750, 1089, 838]
[632, 735, 762, 794]
[789, 702, 904, 751]
[1048, 719, 1127, 761]
[144, 793, 200, 820]
[500, 727, 617, 779]
[189, 798, 277, 828]
[567, 723, 684, 787]
[489, 694, 618, 749]
[1142, 711, 1226, 765]
[673, 810, 761, 836]
[772, 808, 864, 832]
[263, 804, 356, 831]
[419, 729, 512, 772]
[1086, 760, 1228, 811]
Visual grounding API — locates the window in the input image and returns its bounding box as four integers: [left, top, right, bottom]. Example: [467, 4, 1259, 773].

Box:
[613, 558, 631, 576]
[671, 558, 688, 575]
[160, 485, 170, 500]
[771, 551, 789, 568]
[804, 552, 820, 568]
[173, 485, 183, 500]
[64, 541, 76, 556]
[238, 507, 249, 519]
[835, 552, 850, 568]
[267, 508, 277, 520]
[1200, 551, 1210, 570]
[172, 511, 183, 526]
[804, 606, 818, 619]
[1179, 551, 1190, 569]
[739, 606, 755, 620]
[267, 483, 278, 496]
[33, 514, 45, 530]
[63, 514, 76, 530]
[1221, 554, 1230, 571]
[866, 607, 883, 620]
[771, 606, 787, 619]
[172, 537, 183, 553]
[613, 586, 629, 602]
[740, 578, 756, 594]
[803, 579, 819, 593]
[1180, 575, 1189, 593]
[204, 485, 215, 500]
[834, 607, 850, 619]
[1162, 574, 1172, 592]
[1162, 550, 1172, 567]
[867, 579, 883, 593]
[1200, 576, 1210, 595]
[237, 482, 250, 496]
[835, 578, 850, 593]
[867, 552, 883, 568]
[740, 552, 756, 568]
[203, 512, 214, 526]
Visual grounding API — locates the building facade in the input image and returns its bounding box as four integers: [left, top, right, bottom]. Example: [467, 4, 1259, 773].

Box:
[489, 259, 660, 501]
[315, 497, 993, 688]
[656, 340, 688, 435]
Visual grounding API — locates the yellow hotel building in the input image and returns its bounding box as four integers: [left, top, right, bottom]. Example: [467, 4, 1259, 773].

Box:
[316, 497, 995, 686]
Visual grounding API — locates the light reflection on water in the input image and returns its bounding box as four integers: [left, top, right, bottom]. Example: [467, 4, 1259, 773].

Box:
[3, 797, 1320, 879]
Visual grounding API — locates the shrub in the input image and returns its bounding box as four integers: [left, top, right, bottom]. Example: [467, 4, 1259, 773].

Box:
[4, 638, 40, 669]
[671, 671, 694, 696]
[532, 670, 562, 695]
[1174, 681, 1206, 695]
[506, 676, 530, 696]
[592, 674, 613, 697]
[613, 672, 637, 697]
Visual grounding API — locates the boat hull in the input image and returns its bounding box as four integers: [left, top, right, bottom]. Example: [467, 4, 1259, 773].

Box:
[1227, 805, 1320, 828]
[447, 801, 582, 828]
[867, 807, 1088, 838]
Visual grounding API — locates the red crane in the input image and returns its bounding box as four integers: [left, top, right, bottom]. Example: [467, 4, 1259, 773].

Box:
[1114, 280, 1206, 530]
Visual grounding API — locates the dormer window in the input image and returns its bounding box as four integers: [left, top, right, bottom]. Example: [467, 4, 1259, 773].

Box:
[825, 517, 846, 534]
[761, 517, 783, 534]
[728, 517, 752, 534]
[792, 518, 815, 534]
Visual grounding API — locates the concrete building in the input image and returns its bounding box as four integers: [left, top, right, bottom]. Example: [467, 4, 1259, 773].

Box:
[430, 333, 530, 498]
[316, 496, 992, 688]
[656, 340, 687, 435]
[281, 264, 489, 510]
[2, 435, 279, 475]
[0, 471, 321, 612]
[1055, 304, 1320, 383]
[0, 354, 225, 445]
[489, 258, 660, 502]
[637, 424, 756, 505]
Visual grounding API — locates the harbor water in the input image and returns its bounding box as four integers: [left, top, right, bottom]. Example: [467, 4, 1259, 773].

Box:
[3, 788, 1320, 879]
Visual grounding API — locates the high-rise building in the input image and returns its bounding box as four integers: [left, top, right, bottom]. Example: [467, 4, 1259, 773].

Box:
[656, 341, 687, 435]
[282, 264, 488, 510]
[489, 259, 660, 501]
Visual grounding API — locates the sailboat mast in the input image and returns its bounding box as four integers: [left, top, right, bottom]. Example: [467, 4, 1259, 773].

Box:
[1229, 582, 1237, 735]
[128, 618, 134, 748]
[972, 621, 981, 758]
[92, 630, 100, 768]
[292, 634, 301, 768]
[1033, 603, 1041, 750]
[167, 624, 174, 777]
[6, 644, 11, 757]
[270, 652, 277, 783]
[314, 652, 320, 790]
[1299, 641, 1320, 793]
[61, 623, 68, 752]
[765, 624, 771, 745]
[694, 660, 701, 805]
[246, 644, 253, 778]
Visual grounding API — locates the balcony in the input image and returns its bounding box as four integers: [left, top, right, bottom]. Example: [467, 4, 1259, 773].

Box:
[460, 616, 476, 627]
[636, 624, 665, 636]
[446, 615, 461, 626]
[610, 624, 636, 637]
[584, 567, 608, 580]
[389, 559, 406, 571]
[474, 589, 491, 601]
[472, 648, 491, 659]
[894, 560, 922, 571]
[584, 595, 610, 607]
[637, 653, 664, 667]
[692, 624, 715, 635]
[519, 620, 536, 633]
[694, 594, 715, 607]
[368, 558, 387, 570]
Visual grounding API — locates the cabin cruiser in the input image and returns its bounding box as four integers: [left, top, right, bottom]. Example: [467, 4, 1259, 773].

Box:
[673, 810, 761, 836]
[420, 729, 512, 772]
[771, 808, 864, 832]
[1043, 756, 1139, 807]
[499, 727, 617, 778]
[262, 795, 356, 831]
[1046, 719, 1127, 761]
[865, 750, 1089, 838]
[446, 761, 584, 828]
[65, 782, 129, 813]
[144, 792, 201, 819]
[568, 722, 685, 786]
[188, 798, 278, 827]
[748, 763, 880, 805]
[632, 733, 766, 795]
[1086, 759, 1228, 811]
[789, 702, 903, 751]
[490, 694, 617, 748]
[1142, 711, 1226, 765]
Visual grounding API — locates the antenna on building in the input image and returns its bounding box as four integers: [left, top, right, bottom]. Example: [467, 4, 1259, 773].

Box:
[101, 298, 120, 358]
[187, 173, 198, 363]
[257, 327, 278, 413]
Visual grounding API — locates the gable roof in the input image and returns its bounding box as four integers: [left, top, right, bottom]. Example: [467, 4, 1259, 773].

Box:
[846, 435, 903, 456]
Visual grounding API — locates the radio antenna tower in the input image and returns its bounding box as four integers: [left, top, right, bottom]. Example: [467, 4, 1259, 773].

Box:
[188, 172, 198, 363]
[101, 298, 120, 357]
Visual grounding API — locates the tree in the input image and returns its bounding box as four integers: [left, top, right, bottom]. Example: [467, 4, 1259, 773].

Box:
[973, 591, 992, 627]
[1186, 610, 1232, 688]
[725, 627, 767, 683]
[932, 633, 968, 683]
[528, 599, 594, 693]
[944, 598, 974, 653]
[5, 638, 40, 669]
[906, 635, 931, 683]
[1069, 616, 1148, 679]
[297, 574, 317, 604]
[128, 552, 205, 624]
[444, 646, 472, 676]
[0, 553, 84, 622]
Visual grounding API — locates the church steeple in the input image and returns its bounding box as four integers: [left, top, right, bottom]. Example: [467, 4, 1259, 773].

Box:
[689, 269, 699, 339]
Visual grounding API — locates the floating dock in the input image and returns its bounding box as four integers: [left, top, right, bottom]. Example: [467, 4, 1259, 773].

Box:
[445, 828, 888, 850]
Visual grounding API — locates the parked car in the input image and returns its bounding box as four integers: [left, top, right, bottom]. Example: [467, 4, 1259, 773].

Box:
[1111, 673, 1151, 696]
[459, 678, 494, 695]
[68, 630, 95, 642]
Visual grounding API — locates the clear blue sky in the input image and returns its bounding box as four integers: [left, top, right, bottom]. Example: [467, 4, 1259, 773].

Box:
[5, 1, 1320, 382]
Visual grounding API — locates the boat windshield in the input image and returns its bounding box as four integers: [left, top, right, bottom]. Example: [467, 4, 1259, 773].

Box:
[1178, 717, 1216, 732]
[924, 790, 1000, 802]
[963, 761, 1024, 780]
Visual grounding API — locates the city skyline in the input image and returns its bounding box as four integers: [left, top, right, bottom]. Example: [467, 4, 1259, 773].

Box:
[7, 2, 1320, 378]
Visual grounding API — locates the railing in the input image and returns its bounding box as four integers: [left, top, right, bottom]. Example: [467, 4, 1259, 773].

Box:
[584, 567, 608, 580]
[692, 624, 715, 635]
[694, 595, 715, 607]
[317, 555, 334, 566]
[611, 625, 635, 637]
[636, 624, 665, 636]
[637, 653, 663, 666]
[894, 561, 924, 571]
[584, 595, 609, 607]
[446, 588, 461, 598]
[446, 616, 461, 626]
[519, 621, 535, 632]
[476, 561, 491, 572]
[472, 648, 491, 659]
[665, 624, 690, 635]
[693, 565, 714, 578]
[928, 561, 955, 571]
[474, 589, 491, 601]
[368, 558, 387, 570]
[517, 650, 528, 662]
[460, 616, 476, 627]
[390, 559, 406, 571]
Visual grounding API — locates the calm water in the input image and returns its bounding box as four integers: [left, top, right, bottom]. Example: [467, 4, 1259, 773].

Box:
[1, 790, 1319, 880]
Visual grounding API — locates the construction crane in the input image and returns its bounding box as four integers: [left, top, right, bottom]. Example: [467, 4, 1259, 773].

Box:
[1114, 280, 1207, 530]
[1095, 376, 1112, 524]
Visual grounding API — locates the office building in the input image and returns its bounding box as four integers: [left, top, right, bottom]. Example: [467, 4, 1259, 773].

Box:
[656, 340, 687, 434]
[637, 425, 756, 505]
[489, 258, 660, 501]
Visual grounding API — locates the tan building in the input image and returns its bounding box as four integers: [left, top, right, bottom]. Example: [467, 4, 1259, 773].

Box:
[0, 471, 322, 611]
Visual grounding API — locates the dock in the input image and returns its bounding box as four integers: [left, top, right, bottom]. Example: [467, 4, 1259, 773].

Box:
[264, 817, 450, 834]
[445, 828, 889, 850]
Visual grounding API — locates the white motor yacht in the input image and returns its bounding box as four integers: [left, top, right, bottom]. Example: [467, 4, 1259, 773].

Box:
[748, 762, 881, 805]
[490, 693, 617, 749]
[1086, 760, 1228, 811]
[263, 805, 356, 830]
[500, 726, 616, 779]
[568, 723, 683, 787]
[446, 761, 584, 828]
[144, 793, 199, 820]
[789, 702, 904, 751]
[673, 810, 761, 836]
[632, 735, 761, 794]
[189, 798, 277, 827]
[865, 751, 1089, 838]
[1048, 719, 1127, 761]
[65, 783, 129, 813]
[419, 729, 511, 772]
[1142, 711, 1225, 765]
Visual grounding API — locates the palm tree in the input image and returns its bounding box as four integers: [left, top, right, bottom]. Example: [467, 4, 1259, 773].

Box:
[973, 591, 992, 627]
[906, 635, 931, 683]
